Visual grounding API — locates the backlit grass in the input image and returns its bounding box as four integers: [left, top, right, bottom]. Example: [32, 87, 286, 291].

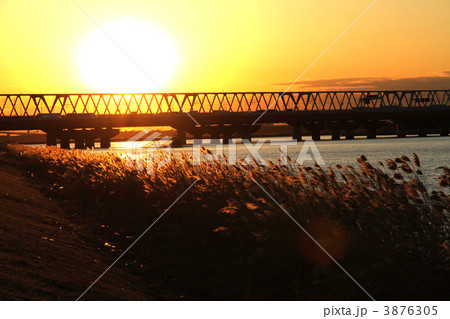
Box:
[5, 144, 450, 300]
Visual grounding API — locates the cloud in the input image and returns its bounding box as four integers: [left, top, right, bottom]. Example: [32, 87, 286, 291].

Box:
[275, 73, 450, 90]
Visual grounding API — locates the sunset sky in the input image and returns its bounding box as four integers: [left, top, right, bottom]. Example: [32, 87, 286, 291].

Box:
[0, 0, 449, 93]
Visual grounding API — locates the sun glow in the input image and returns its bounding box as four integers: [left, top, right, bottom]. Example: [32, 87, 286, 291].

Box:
[76, 19, 178, 93]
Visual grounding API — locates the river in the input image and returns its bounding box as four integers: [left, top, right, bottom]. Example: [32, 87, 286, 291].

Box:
[106, 135, 449, 189]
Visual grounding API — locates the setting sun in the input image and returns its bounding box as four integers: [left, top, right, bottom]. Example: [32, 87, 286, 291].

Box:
[76, 19, 178, 93]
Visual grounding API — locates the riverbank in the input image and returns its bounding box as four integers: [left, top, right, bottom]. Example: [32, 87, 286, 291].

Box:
[1, 144, 449, 300]
[0, 150, 152, 300]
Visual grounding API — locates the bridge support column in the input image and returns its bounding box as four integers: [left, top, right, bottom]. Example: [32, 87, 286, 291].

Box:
[222, 126, 236, 145]
[85, 138, 95, 149]
[100, 137, 111, 149]
[311, 127, 321, 141]
[241, 132, 252, 143]
[345, 128, 354, 140]
[222, 133, 232, 145]
[238, 125, 260, 143]
[396, 122, 407, 138]
[418, 125, 427, 137]
[367, 127, 376, 139]
[170, 128, 186, 147]
[75, 137, 85, 149]
[46, 131, 57, 146]
[292, 125, 302, 141]
[306, 123, 321, 141]
[331, 128, 340, 140]
[176, 128, 186, 145]
[60, 137, 70, 149]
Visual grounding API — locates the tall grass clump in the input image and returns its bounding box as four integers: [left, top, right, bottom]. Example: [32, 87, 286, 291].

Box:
[4, 144, 450, 300]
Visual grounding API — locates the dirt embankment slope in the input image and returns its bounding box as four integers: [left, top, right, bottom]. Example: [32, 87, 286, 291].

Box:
[0, 152, 150, 300]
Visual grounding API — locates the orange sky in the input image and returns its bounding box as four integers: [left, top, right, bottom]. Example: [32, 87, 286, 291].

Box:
[0, 0, 449, 93]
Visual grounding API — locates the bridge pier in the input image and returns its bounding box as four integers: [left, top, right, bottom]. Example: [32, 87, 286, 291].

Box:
[241, 133, 252, 143]
[440, 122, 449, 136]
[222, 126, 235, 145]
[331, 128, 340, 140]
[75, 136, 85, 149]
[367, 128, 376, 139]
[238, 125, 260, 143]
[98, 128, 117, 148]
[396, 122, 407, 138]
[367, 126, 376, 139]
[363, 120, 380, 139]
[305, 123, 321, 141]
[328, 123, 341, 140]
[222, 133, 232, 144]
[312, 128, 321, 141]
[46, 131, 57, 146]
[60, 136, 70, 149]
[172, 128, 187, 147]
[47, 128, 119, 149]
[418, 125, 427, 137]
[100, 136, 111, 149]
[85, 137, 95, 149]
[177, 128, 187, 144]
[345, 128, 354, 140]
[292, 125, 302, 141]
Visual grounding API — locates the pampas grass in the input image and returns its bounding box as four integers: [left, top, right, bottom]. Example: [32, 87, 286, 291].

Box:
[5, 144, 450, 300]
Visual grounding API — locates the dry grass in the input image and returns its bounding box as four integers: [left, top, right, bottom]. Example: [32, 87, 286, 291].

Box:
[4, 144, 450, 300]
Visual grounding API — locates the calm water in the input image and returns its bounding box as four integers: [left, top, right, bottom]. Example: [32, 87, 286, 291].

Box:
[107, 135, 449, 189]
[31, 135, 449, 188]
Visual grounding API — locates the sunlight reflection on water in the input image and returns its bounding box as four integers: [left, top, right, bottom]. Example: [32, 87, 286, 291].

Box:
[32, 135, 450, 189]
[104, 135, 450, 188]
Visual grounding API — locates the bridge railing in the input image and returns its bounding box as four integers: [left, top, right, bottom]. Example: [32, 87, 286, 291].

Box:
[0, 90, 449, 117]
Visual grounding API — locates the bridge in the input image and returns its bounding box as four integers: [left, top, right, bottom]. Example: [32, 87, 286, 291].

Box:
[0, 90, 449, 148]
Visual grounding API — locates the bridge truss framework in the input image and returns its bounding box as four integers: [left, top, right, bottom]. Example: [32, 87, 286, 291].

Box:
[1, 90, 449, 117]
[0, 90, 449, 148]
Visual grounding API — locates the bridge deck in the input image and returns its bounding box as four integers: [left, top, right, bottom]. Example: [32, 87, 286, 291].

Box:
[0, 91, 449, 148]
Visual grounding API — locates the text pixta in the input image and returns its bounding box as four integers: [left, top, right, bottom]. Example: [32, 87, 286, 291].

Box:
[324, 306, 367, 318]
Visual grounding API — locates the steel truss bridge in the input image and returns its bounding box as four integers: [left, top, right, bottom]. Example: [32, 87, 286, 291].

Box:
[0, 90, 449, 148]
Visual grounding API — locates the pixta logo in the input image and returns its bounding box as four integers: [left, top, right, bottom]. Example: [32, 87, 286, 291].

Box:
[113, 129, 325, 175]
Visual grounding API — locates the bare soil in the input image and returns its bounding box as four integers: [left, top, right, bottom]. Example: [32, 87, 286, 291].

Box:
[0, 152, 151, 300]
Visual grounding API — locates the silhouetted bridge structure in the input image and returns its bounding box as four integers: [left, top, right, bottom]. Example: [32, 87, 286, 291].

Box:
[0, 90, 449, 148]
